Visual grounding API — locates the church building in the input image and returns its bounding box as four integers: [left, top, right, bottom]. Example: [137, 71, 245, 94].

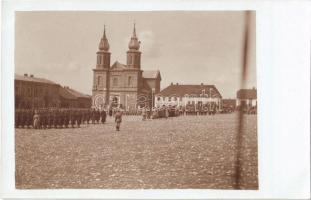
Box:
[92, 25, 161, 111]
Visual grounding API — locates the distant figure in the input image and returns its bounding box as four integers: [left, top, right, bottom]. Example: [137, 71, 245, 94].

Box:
[141, 107, 146, 121]
[115, 109, 123, 131]
[109, 107, 113, 117]
[101, 109, 107, 123]
[165, 107, 169, 119]
[33, 110, 40, 129]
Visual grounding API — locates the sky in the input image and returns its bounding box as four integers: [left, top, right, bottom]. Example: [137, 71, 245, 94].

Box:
[15, 11, 256, 99]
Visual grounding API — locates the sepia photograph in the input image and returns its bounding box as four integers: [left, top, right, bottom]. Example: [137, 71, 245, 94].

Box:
[14, 11, 258, 189]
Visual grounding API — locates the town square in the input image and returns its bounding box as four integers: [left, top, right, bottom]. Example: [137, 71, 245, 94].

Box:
[15, 113, 257, 189]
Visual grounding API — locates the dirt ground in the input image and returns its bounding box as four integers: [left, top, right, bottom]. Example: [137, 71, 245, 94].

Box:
[15, 113, 258, 189]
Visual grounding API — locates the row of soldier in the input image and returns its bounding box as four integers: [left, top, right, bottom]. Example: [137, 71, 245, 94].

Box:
[15, 108, 107, 129]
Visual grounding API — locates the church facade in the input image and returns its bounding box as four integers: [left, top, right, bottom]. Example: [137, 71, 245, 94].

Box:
[92, 25, 161, 111]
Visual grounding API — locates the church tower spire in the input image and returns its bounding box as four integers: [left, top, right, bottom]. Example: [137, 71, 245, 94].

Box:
[99, 25, 110, 51]
[127, 23, 141, 69]
[92, 26, 111, 108]
[96, 25, 111, 69]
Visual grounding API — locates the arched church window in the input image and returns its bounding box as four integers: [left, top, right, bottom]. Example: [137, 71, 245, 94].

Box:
[97, 55, 101, 65]
[113, 77, 118, 86]
[97, 76, 102, 86]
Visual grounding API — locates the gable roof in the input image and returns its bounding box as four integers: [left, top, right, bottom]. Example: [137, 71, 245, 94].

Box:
[157, 84, 222, 98]
[237, 88, 257, 99]
[142, 70, 161, 79]
[15, 74, 57, 85]
[110, 61, 129, 70]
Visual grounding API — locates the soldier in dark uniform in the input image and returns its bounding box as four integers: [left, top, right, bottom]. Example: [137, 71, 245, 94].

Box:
[19, 109, 25, 128]
[96, 109, 100, 123]
[100, 109, 106, 123]
[91, 109, 96, 124]
[85, 109, 91, 124]
[81, 109, 86, 124]
[42, 109, 47, 129]
[60, 109, 65, 128]
[25, 109, 32, 128]
[212, 103, 217, 115]
[47, 108, 52, 129]
[64, 109, 70, 128]
[53, 109, 58, 128]
[70, 109, 76, 128]
[109, 107, 113, 117]
[77, 109, 82, 128]
[55, 109, 59, 128]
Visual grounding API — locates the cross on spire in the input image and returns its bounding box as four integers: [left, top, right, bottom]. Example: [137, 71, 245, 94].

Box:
[103, 24, 107, 39]
[133, 22, 137, 38]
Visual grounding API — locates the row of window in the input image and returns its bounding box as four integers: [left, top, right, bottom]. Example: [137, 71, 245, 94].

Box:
[15, 86, 53, 97]
[157, 96, 181, 101]
[157, 96, 220, 102]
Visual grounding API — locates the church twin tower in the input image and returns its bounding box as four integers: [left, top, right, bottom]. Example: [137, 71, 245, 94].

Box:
[95, 24, 141, 70]
[92, 24, 161, 110]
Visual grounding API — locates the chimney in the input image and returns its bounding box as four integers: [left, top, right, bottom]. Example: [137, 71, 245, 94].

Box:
[170, 82, 173, 86]
[176, 83, 179, 85]
[201, 83, 204, 86]
[24, 73, 28, 77]
[30, 74, 34, 77]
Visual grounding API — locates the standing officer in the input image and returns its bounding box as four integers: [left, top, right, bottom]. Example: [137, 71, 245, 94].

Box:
[115, 108, 123, 131]
[33, 110, 40, 129]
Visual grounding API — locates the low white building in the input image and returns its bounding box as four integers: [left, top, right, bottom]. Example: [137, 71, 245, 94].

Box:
[236, 88, 257, 108]
[155, 83, 222, 108]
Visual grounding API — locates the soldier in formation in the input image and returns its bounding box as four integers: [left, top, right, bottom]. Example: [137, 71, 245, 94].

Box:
[15, 108, 107, 129]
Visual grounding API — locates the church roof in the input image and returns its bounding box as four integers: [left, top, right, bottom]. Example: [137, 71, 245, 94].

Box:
[237, 88, 257, 99]
[157, 84, 222, 98]
[15, 73, 57, 85]
[110, 61, 129, 70]
[142, 70, 161, 79]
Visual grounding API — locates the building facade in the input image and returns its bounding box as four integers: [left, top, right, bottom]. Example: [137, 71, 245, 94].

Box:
[236, 88, 257, 108]
[92, 25, 161, 111]
[154, 83, 222, 109]
[15, 73, 91, 109]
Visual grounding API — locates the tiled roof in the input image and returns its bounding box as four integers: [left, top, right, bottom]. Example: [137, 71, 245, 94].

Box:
[157, 84, 222, 98]
[63, 87, 91, 99]
[237, 88, 257, 99]
[142, 70, 161, 79]
[15, 74, 57, 85]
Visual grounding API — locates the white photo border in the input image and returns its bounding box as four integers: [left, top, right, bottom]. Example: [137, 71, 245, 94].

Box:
[1, 0, 310, 199]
